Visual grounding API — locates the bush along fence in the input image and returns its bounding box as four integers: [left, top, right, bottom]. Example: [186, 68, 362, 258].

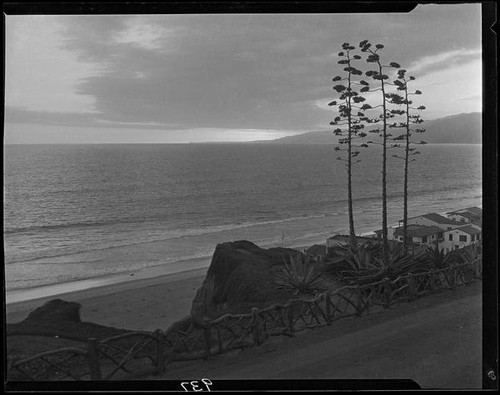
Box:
[8, 259, 481, 381]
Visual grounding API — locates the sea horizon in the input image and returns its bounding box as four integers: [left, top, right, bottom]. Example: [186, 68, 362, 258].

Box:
[4, 143, 482, 296]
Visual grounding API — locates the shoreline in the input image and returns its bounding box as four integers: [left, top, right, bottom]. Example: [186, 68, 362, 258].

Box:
[5, 236, 329, 307]
[5, 240, 323, 329]
[5, 256, 211, 305]
[5, 265, 209, 331]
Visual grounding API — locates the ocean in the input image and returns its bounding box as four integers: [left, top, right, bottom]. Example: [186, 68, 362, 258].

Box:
[3, 143, 482, 291]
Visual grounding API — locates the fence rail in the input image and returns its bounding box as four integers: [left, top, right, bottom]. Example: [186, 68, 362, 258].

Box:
[8, 259, 481, 381]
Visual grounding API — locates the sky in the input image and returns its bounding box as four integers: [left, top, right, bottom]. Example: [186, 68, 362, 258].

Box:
[4, 4, 482, 143]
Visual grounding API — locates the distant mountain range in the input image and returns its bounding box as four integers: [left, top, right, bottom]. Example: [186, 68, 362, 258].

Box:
[262, 112, 482, 144]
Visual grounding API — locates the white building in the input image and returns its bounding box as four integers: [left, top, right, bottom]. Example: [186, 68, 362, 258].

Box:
[440, 225, 482, 253]
[372, 227, 396, 241]
[392, 225, 444, 247]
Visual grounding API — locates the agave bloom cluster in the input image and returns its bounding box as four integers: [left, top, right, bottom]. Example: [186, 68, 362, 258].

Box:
[329, 42, 373, 247]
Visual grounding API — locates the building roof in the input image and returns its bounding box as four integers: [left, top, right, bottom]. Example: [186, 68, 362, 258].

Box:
[452, 211, 481, 221]
[419, 213, 463, 225]
[446, 206, 482, 216]
[327, 234, 378, 241]
[454, 225, 482, 235]
[465, 206, 483, 216]
[472, 219, 482, 228]
[393, 225, 443, 238]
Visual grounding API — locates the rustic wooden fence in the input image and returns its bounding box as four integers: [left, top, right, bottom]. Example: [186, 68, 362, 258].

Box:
[8, 259, 481, 381]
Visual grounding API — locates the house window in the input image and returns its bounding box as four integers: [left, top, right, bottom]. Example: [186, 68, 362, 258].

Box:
[399, 236, 403, 241]
[447, 227, 452, 231]
[471, 234, 475, 242]
[459, 235, 467, 242]
[422, 236, 427, 243]
[449, 234, 453, 241]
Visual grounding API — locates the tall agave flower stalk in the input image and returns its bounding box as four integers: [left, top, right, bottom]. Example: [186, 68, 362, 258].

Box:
[386, 69, 426, 251]
[358, 40, 401, 264]
[329, 42, 370, 250]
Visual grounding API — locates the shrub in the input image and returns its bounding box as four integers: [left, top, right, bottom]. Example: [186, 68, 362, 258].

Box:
[273, 252, 325, 296]
[327, 241, 436, 285]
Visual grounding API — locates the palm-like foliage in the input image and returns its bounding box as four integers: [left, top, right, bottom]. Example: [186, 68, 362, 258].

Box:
[459, 243, 482, 263]
[328, 240, 379, 269]
[425, 247, 461, 269]
[458, 243, 482, 278]
[273, 252, 325, 296]
[327, 241, 435, 285]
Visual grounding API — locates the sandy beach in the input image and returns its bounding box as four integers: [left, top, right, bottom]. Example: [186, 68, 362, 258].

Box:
[5, 242, 317, 330]
[6, 263, 209, 332]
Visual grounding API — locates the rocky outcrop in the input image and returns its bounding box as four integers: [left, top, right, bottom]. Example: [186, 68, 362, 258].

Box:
[24, 299, 82, 323]
[190, 240, 303, 319]
[7, 299, 128, 341]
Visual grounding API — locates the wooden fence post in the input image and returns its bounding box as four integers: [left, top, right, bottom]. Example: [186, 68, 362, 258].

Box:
[204, 322, 212, 359]
[447, 266, 456, 289]
[324, 292, 332, 325]
[251, 308, 261, 345]
[87, 338, 102, 380]
[154, 329, 164, 374]
[407, 274, 416, 301]
[286, 303, 295, 336]
[476, 258, 482, 279]
[430, 269, 436, 291]
[383, 278, 391, 309]
[6, 356, 14, 379]
[355, 285, 364, 317]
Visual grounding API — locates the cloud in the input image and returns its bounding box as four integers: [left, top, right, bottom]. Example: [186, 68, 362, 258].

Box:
[5, 106, 100, 127]
[4, 123, 300, 144]
[52, 15, 340, 130]
[4, 5, 483, 142]
[113, 17, 173, 50]
[460, 94, 482, 102]
[4, 16, 99, 113]
[4, 106, 183, 130]
[405, 58, 482, 119]
[407, 48, 482, 76]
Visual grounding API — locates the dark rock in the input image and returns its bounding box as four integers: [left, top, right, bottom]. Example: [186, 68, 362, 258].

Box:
[305, 244, 327, 257]
[23, 299, 82, 323]
[7, 299, 129, 341]
[190, 240, 301, 319]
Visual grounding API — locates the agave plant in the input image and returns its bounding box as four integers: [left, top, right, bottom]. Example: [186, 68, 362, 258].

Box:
[326, 241, 383, 284]
[329, 241, 438, 285]
[463, 243, 482, 278]
[459, 243, 482, 263]
[425, 246, 463, 269]
[273, 252, 325, 296]
[329, 240, 381, 268]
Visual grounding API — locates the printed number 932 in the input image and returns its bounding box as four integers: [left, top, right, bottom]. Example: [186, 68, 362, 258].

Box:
[180, 379, 212, 392]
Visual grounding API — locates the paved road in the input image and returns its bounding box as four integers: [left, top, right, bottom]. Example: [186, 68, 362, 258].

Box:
[157, 282, 482, 390]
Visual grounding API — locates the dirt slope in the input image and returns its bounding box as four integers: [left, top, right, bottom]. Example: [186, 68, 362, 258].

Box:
[155, 282, 482, 389]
